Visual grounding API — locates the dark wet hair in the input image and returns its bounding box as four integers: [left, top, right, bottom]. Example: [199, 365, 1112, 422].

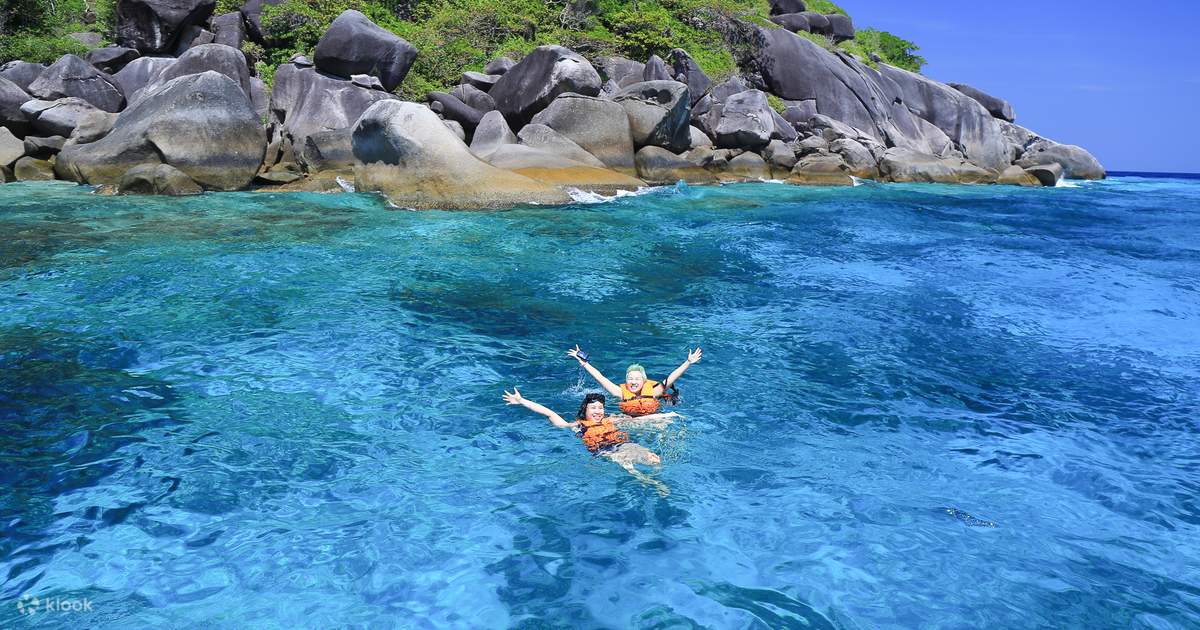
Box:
[576, 393, 606, 420]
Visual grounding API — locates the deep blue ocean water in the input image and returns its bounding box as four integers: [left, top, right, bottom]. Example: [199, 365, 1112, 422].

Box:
[1, 175, 1198, 628]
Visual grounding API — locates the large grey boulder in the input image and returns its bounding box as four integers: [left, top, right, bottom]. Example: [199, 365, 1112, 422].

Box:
[133, 44, 252, 104]
[14, 157, 56, 181]
[1016, 140, 1105, 179]
[28, 55, 124, 113]
[714, 90, 774, 150]
[668, 49, 711, 105]
[22, 98, 106, 137]
[877, 64, 1010, 170]
[596, 56, 644, 88]
[770, 109, 798, 142]
[269, 63, 397, 150]
[788, 153, 854, 186]
[769, 0, 807, 15]
[879, 147, 997, 184]
[643, 55, 671, 82]
[490, 46, 602, 127]
[801, 12, 830, 34]
[530, 93, 635, 174]
[116, 0, 216, 53]
[0, 62, 47, 91]
[68, 110, 120, 144]
[172, 25, 215, 55]
[299, 128, 355, 173]
[118, 163, 203, 194]
[612, 80, 691, 153]
[239, 0, 285, 43]
[723, 151, 771, 180]
[635, 145, 715, 184]
[770, 13, 811, 33]
[450, 84, 495, 113]
[826, 15, 855, 42]
[0, 128, 23, 166]
[351, 99, 569, 209]
[517, 123, 607, 168]
[111, 56, 175, 97]
[23, 135, 67, 160]
[211, 12, 245, 49]
[0, 78, 33, 136]
[460, 71, 499, 92]
[1024, 162, 1063, 187]
[469, 110, 517, 157]
[948, 83, 1014, 122]
[314, 10, 417, 92]
[484, 57, 516, 76]
[688, 125, 711, 149]
[426, 92, 485, 132]
[56, 71, 266, 190]
[763, 139, 797, 173]
[830, 138, 878, 179]
[250, 77, 268, 120]
[86, 47, 141, 74]
[753, 28, 951, 159]
[997, 164, 1039, 187]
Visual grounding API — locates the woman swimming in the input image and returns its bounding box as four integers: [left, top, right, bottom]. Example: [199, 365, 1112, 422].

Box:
[566, 345, 702, 417]
[502, 387, 676, 495]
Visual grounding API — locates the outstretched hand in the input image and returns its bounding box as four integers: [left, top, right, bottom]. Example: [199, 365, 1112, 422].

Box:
[502, 387, 525, 406]
[687, 347, 703, 365]
[566, 344, 586, 363]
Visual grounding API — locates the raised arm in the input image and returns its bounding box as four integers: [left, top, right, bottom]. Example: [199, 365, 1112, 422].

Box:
[503, 388, 574, 428]
[664, 347, 702, 388]
[566, 345, 622, 397]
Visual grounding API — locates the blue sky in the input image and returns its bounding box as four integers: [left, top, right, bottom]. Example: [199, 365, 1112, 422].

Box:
[840, 0, 1200, 173]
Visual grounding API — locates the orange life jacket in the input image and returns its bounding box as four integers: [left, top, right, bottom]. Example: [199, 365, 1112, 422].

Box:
[619, 380, 661, 416]
[577, 417, 628, 453]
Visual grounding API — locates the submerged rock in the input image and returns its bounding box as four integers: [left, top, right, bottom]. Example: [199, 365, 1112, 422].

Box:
[351, 100, 570, 208]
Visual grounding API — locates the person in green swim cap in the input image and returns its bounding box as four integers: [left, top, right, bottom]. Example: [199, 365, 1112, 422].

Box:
[566, 345, 702, 417]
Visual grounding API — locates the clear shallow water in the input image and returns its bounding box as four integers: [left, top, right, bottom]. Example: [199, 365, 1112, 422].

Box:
[1, 176, 1198, 628]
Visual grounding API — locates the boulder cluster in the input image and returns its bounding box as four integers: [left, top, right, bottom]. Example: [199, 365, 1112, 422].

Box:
[0, 0, 1105, 206]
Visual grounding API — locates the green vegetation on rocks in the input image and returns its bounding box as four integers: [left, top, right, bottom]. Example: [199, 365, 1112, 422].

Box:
[2, 0, 924, 92]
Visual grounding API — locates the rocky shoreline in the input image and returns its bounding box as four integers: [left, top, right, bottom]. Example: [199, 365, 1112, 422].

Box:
[0, 1, 1105, 208]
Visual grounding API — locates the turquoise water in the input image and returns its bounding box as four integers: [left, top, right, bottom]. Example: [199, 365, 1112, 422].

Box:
[1, 177, 1198, 628]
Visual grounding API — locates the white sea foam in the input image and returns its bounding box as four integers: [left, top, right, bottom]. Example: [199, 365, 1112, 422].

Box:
[566, 186, 663, 204]
[1055, 178, 1081, 188]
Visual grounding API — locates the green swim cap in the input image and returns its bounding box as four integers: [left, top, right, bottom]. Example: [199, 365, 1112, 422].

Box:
[626, 364, 647, 378]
